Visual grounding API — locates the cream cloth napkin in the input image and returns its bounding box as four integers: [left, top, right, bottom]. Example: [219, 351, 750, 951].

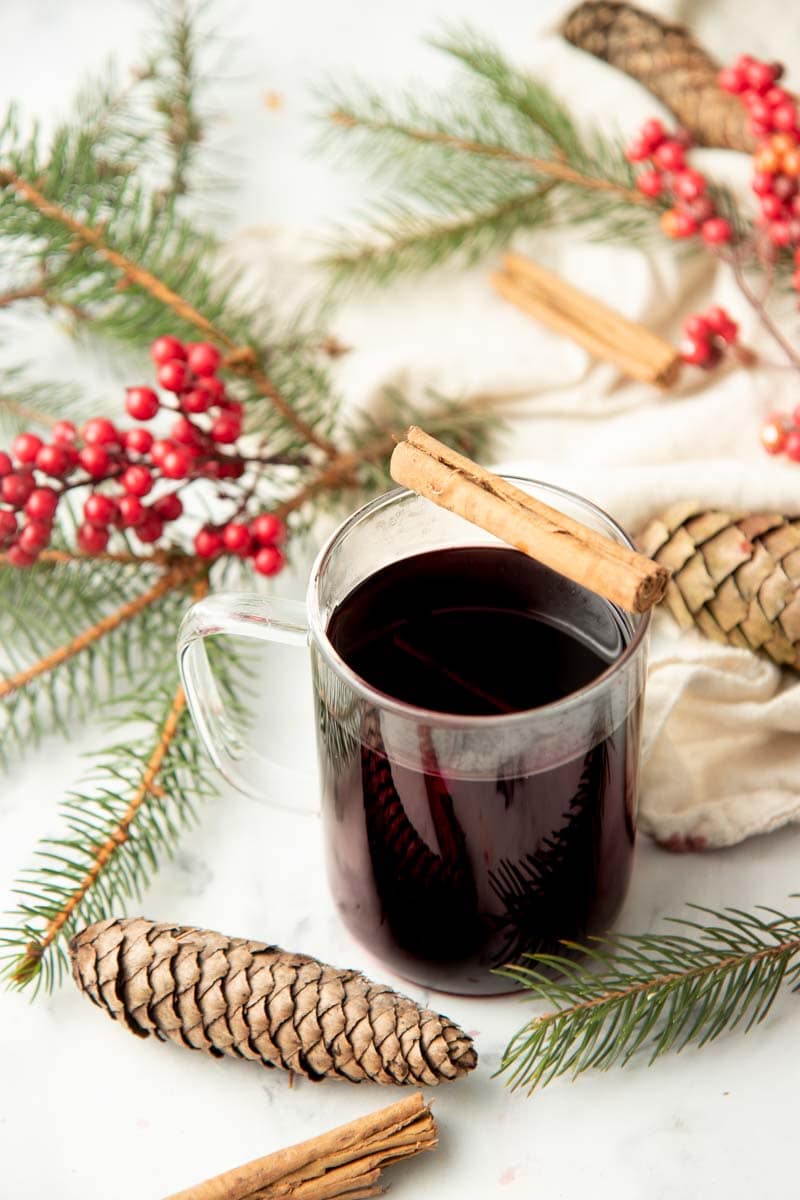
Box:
[223, 3, 800, 849]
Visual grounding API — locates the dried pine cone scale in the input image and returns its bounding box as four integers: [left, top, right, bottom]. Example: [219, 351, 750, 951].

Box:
[638, 504, 800, 668]
[70, 918, 477, 1086]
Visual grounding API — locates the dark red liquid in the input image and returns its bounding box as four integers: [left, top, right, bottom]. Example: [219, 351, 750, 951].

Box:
[317, 546, 640, 994]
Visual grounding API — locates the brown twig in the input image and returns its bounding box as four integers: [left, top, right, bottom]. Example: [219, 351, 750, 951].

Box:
[0, 561, 197, 700]
[0, 169, 338, 459]
[0, 394, 59, 429]
[0, 547, 184, 566]
[329, 110, 652, 206]
[723, 243, 800, 373]
[12, 581, 208, 983]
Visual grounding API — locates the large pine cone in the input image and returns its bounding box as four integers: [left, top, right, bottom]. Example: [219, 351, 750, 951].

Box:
[70, 917, 477, 1086]
[562, 1, 754, 151]
[638, 503, 800, 668]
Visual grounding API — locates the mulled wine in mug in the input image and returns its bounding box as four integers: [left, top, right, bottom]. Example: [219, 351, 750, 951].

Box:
[178, 478, 648, 996]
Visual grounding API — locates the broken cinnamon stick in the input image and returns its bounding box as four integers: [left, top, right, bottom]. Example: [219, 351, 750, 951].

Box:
[493, 252, 681, 387]
[390, 427, 668, 614]
[162, 1092, 436, 1200]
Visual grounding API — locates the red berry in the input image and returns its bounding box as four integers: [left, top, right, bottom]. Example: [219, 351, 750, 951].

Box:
[196, 376, 226, 405]
[639, 118, 665, 149]
[150, 438, 173, 465]
[771, 173, 797, 202]
[150, 335, 186, 365]
[681, 335, 713, 366]
[83, 492, 118, 527]
[25, 487, 58, 521]
[185, 341, 222, 377]
[82, 417, 119, 447]
[125, 386, 160, 421]
[153, 492, 183, 521]
[745, 60, 777, 93]
[218, 456, 246, 479]
[636, 169, 663, 197]
[752, 172, 775, 196]
[7, 544, 36, 568]
[773, 102, 798, 132]
[78, 445, 111, 479]
[764, 85, 788, 108]
[220, 399, 244, 419]
[718, 66, 745, 94]
[161, 447, 192, 479]
[210, 413, 241, 444]
[251, 513, 286, 546]
[785, 430, 800, 462]
[701, 217, 733, 244]
[124, 428, 154, 455]
[682, 196, 714, 224]
[135, 513, 164, 544]
[660, 208, 697, 238]
[0, 452, 12, 477]
[761, 193, 785, 219]
[769, 218, 792, 245]
[253, 546, 286, 577]
[1, 472, 34, 507]
[19, 521, 51, 553]
[157, 359, 191, 393]
[181, 388, 211, 414]
[118, 494, 145, 527]
[683, 313, 710, 339]
[654, 140, 686, 171]
[762, 418, 788, 455]
[51, 420, 77, 445]
[77, 522, 110, 553]
[674, 169, 706, 201]
[35, 444, 70, 477]
[121, 465, 153, 497]
[194, 527, 223, 558]
[222, 522, 252, 555]
[0, 510, 17, 541]
[170, 417, 201, 447]
[705, 306, 738, 342]
[625, 135, 650, 163]
[11, 432, 42, 464]
[748, 96, 773, 126]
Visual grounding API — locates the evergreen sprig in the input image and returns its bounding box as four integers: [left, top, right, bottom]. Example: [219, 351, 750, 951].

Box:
[500, 905, 800, 1093]
[320, 29, 665, 289]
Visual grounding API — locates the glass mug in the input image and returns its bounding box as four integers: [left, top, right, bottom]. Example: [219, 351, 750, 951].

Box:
[177, 479, 649, 996]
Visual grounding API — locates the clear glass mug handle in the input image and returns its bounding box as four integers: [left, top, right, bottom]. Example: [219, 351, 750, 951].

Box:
[177, 592, 312, 807]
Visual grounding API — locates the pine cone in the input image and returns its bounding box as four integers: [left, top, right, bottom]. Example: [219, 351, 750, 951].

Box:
[69, 917, 477, 1086]
[562, 1, 754, 151]
[638, 502, 800, 668]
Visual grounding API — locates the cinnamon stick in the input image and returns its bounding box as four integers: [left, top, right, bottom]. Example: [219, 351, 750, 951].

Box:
[390, 427, 668, 614]
[493, 252, 681, 387]
[162, 1093, 436, 1200]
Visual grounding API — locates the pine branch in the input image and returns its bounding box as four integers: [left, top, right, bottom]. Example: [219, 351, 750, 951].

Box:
[0, 579, 246, 992]
[0, 168, 337, 457]
[0, 560, 198, 700]
[321, 31, 664, 287]
[500, 905, 800, 1093]
[0, 366, 97, 435]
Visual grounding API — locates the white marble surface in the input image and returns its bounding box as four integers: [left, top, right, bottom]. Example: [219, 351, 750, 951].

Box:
[3, 2, 800, 1197]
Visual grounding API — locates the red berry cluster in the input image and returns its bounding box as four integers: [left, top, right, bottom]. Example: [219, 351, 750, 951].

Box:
[625, 119, 733, 245]
[719, 55, 800, 257]
[0, 336, 286, 576]
[679, 305, 739, 368]
[760, 411, 800, 461]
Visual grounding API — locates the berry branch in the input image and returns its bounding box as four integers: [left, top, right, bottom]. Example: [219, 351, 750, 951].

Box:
[0, 169, 338, 459]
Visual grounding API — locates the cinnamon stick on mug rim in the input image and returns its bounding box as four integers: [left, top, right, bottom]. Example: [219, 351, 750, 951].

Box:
[390, 427, 668, 614]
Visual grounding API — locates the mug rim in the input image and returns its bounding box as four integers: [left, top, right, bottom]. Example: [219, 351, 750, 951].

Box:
[306, 476, 650, 728]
